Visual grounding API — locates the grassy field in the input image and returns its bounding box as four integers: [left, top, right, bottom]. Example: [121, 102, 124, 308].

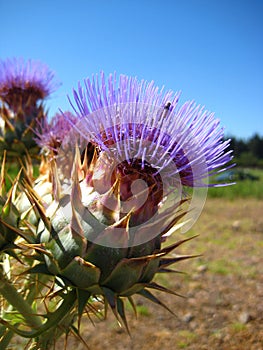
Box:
[208, 168, 263, 200]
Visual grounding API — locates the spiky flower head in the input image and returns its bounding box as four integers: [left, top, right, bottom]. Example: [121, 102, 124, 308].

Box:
[0, 57, 58, 112]
[0, 58, 59, 159]
[58, 72, 233, 245]
[35, 111, 78, 155]
[70, 73, 233, 182]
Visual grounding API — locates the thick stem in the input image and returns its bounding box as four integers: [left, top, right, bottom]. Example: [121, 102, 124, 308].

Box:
[0, 275, 42, 329]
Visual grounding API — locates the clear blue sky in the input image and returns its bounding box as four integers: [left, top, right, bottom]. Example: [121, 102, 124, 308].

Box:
[1, 0, 263, 139]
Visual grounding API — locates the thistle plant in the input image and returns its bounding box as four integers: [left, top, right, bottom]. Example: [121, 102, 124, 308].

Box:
[0, 71, 233, 349]
[0, 57, 58, 160]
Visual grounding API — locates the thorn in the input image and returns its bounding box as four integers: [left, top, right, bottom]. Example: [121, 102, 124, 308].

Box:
[138, 289, 176, 316]
[0, 150, 6, 196]
[127, 296, 137, 319]
[159, 235, 199, 255]
[70, 205, 84, 238]
[99, 177, 120, 222]
[51, 160, 61, 201]
[145, 281, 186, 298]
[159, 254, 201, 268]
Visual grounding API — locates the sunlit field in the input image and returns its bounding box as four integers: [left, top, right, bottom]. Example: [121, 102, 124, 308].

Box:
[209, 168, 263, 199]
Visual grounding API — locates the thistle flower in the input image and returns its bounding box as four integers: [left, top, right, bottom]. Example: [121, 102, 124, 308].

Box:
[0, 57, 58, 111]
[35, 111, 78, 154]
[69, 73, 233, 187]
[11, 72, 234, 344]
[63, 73, 233, 239]
[0, 58, 59, 158]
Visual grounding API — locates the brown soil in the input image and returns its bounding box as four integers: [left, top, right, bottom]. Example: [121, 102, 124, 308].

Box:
[58, 198, 263, 350]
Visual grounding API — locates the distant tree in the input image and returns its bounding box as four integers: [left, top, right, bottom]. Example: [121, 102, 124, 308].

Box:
[228, 136, 248, 158]
[248, 133, 263, 159]
[237, 152, 259, 167]
[226, 134, 263, 168]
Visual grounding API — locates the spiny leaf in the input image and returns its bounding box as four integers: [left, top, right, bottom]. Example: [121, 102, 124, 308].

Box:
[127, 296, 137, 318]
[116, 297, 130, 335]
[159, 254, 201, 269]
[18, 154, 34, 184]
[70, 166, 105, 233]
[159, 208, 189, 237]
[21, 181, 51, 231]
[50, 160, 61, 201]
[157, 268, 186, 274]
[0, 217, 27, 240]
[0, 112, 15, 132]
[102, 288, 130, 334]
[137, 289, 175, 315]
[99, 176, 121, 222]
[70, 205, 85, 238]
[145, 281, 185, 298]
[119, 282, 145, 297]
[70, 325, 91, 350]
[102, 287, 120, 325]
[0, 150, 6, 196]
[2, 169, 21, 218]
[159, 235, 199, 255]
[76, 289, 91, 329]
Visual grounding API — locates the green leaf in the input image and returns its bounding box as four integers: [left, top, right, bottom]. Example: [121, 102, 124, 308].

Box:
[77, 289, 91, 318]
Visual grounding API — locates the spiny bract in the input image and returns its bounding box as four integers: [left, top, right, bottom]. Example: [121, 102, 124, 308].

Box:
[17, 150, 194, 334]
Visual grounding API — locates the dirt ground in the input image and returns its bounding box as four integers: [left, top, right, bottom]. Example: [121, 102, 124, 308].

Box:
[57, 198, 263, 350]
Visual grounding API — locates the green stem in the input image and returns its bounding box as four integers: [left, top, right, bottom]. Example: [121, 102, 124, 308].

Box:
[0, 275, 42, 329]
[0, 329, 14, 349]
[35, 310, 76, 350]
[0, 325, 7, 338]
[0, 289, 77, 340]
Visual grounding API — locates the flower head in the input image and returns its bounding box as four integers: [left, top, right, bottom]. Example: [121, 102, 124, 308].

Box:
[0, 57, 59, 111]
[68, 72, 233, 189]
[56, 72, 234, 236]
[36, 111, 78, 154]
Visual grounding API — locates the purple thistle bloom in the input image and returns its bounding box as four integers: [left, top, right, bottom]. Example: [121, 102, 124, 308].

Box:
[67, 72, 233, 188]
[0, 57, 59, 111]
[35, 111, 78, 154]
